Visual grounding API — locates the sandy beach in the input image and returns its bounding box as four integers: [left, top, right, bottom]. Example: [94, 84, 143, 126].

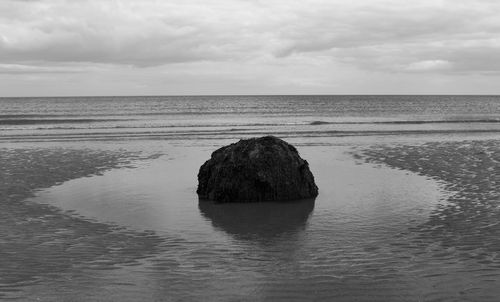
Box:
[358, 139, 500, 300]
[0, 147, 164, 298]
[0, 136, 498, 300]
[0, 138, 445, 300]
[360, 139, 500, 252]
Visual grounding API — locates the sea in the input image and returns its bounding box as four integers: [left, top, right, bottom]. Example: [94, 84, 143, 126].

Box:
[1, 95, 500, 142]
[1, 95, 500, 301]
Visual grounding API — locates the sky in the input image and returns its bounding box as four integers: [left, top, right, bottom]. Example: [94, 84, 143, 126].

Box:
[1, 0, 500, 96]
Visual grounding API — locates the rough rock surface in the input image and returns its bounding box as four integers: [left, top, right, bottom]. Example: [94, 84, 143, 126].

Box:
[197, 136, 319, 202]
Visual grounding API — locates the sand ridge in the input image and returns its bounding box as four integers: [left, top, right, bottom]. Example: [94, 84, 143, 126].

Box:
[360, 139, 500, 258]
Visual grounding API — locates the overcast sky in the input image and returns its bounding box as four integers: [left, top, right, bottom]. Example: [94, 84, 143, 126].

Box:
[1, 0, 500, 96]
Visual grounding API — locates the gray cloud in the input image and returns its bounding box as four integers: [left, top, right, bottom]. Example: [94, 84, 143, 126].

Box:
[0, 62, 107, 74]
[1, 0, 500, 78]
[273, 0, 500, 74]
[0, 0, 274, 67]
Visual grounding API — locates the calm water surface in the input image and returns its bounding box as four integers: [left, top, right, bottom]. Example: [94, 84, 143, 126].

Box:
[26, 143, 443, 301]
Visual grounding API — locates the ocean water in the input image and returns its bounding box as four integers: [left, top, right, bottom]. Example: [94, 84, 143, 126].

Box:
[1, 95, 500, 142]
[1, 95, 500, 301]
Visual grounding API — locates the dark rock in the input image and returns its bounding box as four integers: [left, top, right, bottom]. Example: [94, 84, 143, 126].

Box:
[197, 136, 319, 202]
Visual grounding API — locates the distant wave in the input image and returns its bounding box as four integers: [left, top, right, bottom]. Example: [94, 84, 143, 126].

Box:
[0, 119, 126, 125]
[2, 128, 500, 142]
[309, 119, 500, 125]
[309, 121, 331, 125]
[6, 122, 306, 130]
[3, 118, 500, 128]
[0, 110, 311, 117]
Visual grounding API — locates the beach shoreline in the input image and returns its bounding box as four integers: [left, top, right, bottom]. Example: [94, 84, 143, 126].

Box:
[357, 138, 500, 301]
[2, 136, 500, 301]
[359, 138, 500, 249]
[0, 147, 164, 299]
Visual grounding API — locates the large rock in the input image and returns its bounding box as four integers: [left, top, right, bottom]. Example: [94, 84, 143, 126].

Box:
[197, 136, 319, 202]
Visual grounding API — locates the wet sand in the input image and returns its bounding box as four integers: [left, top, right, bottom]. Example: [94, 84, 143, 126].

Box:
[0, 148, 163, 298]
[359, 140, 500, 250]
[358, 139, 500, 300]
[3, 138, 500, 301]
[16, 142, 444, 302]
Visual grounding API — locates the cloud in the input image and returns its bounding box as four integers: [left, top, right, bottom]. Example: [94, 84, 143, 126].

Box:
[405, 60, 452, 72]
[0, 62, 108, 74]
[273, 0, 500, 74]
[0, 0, 279, 66]
[1, 0, 500, 76]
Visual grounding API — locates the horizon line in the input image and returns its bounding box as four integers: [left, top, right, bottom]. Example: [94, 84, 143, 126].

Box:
[2, 93, 500, 98]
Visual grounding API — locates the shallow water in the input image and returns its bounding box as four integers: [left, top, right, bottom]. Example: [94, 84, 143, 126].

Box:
[10, 142, 446, 301]
[2, 95, 500, 300]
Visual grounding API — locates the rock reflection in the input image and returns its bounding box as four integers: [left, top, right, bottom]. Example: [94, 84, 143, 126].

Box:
[198, 198, 315, 243]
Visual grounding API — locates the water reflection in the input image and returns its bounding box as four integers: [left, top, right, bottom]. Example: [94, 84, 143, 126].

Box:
[198, 199, 315, 243]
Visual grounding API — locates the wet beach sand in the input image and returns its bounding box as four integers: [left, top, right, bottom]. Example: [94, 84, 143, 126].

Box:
[1, 137, 500, 301]
[358, 139, 500, 301]
[0, 148, 163, 299]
